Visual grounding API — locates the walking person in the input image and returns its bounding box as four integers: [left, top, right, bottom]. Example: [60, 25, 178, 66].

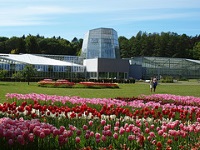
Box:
[150, 77, 153, 92]
[153, 77, 158, 92]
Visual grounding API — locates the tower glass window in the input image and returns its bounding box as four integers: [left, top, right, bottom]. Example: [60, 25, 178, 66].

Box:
[81, 28, 120, 59]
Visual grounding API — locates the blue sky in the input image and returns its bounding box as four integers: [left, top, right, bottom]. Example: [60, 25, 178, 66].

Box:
[1, 0, 200, 41]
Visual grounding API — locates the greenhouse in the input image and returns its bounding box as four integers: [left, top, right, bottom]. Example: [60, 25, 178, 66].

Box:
[0, 54, 85, 80]
[129, 57, 200, 79]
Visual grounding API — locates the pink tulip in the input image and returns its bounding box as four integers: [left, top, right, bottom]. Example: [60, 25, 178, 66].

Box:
[145, 128, 150, 133]
[23, 130, 29, 139]
[66, 130, 73, 137]
[156, 127, 160, 131]
[113, 132, 118, 139]
[119, 127, 125, 135]
[104, 125, 109, 131]
[101, 135, 106, 141]
[180, 130, 187, 138]
[85, 133, 90, 139]
[114, 126, 119, 131]
[101, 120, 106, 125]
[69, 125, 76, 131]
[58, 135, 64, 143]
[83, 125, 88, 130]
[149, 132, 155, 138]
[59, 126, 65, 133]
[95, 138, 100, 143]
[136, 120, 141, 126]
[161, 126, 167, 132]
[15, 128, 22, 136]
[33, 127, 40, 136]
[75, 137, 80, 143]
[88, 120, 93, 126]
[53, 129, 60, 137]
[147, 136, 152, 141]
[115, 121, 120, 127]
[43, 129, 51, 135]
[106, 130, 112, 136]
[125, 127, 130, 132]
[124, 123, 129, 128]
[162, 132, 168, 138]
[128, 124, 134, 131]
[39, 132, 45, 139]
[128, 135, 135, 141]
[28, 133, 34, 142]
[95, 133, 101, 139]
[90, 131, 94, 137]
[29, 124, 35, 132]
[63, 131, 68, 138]
[102, 130, 106, 136]
[158, 130, 164, 136]
[150, 124, 154, 129]
[76, 129, 82, 136]
[168, 130, 177, 136]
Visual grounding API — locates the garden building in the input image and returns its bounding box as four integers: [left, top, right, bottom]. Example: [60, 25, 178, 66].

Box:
[1, 54, 200, 81]
[0, 54, 85, 80]
[128, 57, 200, 80]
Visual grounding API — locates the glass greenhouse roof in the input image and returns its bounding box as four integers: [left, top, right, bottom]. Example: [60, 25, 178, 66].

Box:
[130, 57, 200, 69]
[0, 54, 82, 66]
[186, 59, 200, 64]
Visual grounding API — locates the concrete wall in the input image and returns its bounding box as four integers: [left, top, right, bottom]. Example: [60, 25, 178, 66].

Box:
[129, 64, 143, 80]
[97, 58, 129, 72]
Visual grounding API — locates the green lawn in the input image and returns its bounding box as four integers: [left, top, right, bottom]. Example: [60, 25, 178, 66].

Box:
[0, 81, 200, 103]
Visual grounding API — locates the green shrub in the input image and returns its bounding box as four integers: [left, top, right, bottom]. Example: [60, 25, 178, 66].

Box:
[160, 76, 173, 83]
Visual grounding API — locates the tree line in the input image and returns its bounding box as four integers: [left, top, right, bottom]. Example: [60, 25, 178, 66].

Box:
[119, 31, 200, 60]
[0, 31, 200, 60]
[0, 34, 82, 56]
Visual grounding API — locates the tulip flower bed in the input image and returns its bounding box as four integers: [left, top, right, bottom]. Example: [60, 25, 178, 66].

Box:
[37, 79, 119, 88]
[37, 79, 75, 88]
[0, 93, 200, 149]
[78, 82, 119, 88]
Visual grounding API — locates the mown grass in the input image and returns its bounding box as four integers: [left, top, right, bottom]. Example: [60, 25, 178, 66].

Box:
[0, 81, 200, 103]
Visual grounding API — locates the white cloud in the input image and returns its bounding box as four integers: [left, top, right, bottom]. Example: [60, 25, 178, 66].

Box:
[0, 0, 200, 26]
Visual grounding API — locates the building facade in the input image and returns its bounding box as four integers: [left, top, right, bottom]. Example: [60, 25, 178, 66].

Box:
[84, 58, 129, 80]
